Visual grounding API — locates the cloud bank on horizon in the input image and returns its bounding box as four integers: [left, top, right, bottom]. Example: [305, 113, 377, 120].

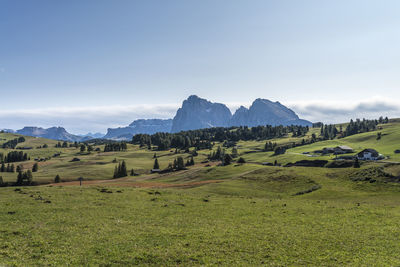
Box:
[0, 97, 399, 134]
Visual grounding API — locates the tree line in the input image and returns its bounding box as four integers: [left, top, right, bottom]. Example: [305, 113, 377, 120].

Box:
[2, 137, 25, 149]
[0, 151, 29, 163]
[132, 125, 310, 151]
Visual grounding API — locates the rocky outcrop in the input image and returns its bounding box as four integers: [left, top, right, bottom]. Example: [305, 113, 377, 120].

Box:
[104, 119, 173, 140]
[230, 98, 312, 127]
[171, 95, 232, 132]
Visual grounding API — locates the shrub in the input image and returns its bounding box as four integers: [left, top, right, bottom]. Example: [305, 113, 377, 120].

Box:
[237, 157, 246, 164]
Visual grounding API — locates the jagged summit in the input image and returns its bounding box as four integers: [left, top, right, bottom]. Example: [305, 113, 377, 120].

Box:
[230, 98, 310, 127]
[171, 96, 232, 132]
[11, 95, 312, 141]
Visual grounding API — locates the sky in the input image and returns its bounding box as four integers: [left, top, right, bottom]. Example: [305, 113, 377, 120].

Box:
[1, 0, 400, 134]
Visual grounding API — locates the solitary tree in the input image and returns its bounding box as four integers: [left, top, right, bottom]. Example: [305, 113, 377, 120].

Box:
[153, 158, 160, 169]
[32, 163, 39, 172]
[120, 161, 128, 177]
[237, 157, 246, 164]
[54, 175, 61, 183]
[223, 154, 232, 166]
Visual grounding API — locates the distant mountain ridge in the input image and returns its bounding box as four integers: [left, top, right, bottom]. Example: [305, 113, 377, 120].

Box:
[103, 119, 173, 140]
[8, 95, 312, 141]
[170, 95, 312, 132]
[16, 127, 84, 142]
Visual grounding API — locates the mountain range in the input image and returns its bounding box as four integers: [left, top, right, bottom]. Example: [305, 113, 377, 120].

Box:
[3, 95, 312, 141]
[104, 95, 311, 139]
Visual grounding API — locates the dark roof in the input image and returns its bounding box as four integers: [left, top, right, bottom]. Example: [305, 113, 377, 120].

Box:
[336, 145, 353, 151]
[357, 149, 379, 157]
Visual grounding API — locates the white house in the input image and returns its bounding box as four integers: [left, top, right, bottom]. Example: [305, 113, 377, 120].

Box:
[357, 149, 384, 160]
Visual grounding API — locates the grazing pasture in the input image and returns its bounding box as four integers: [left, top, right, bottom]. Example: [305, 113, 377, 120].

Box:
[2, 121, 400, 265]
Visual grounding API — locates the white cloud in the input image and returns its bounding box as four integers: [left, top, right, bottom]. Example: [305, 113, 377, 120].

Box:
[0, 97, 399, 134]
[287, 97, 400, 123]
[0, 104, 179, 134]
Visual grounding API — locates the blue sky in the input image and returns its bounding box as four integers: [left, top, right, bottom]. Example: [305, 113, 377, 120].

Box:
[1, 0, 400, 133]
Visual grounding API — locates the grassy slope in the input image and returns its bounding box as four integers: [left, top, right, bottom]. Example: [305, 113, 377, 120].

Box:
[2, 122, 400, 265]
[2, 168, 400, 265]
[242, 121, 400, 165]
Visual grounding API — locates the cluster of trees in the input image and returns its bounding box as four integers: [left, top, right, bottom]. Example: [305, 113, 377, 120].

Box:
[320, 124, 339, 140]
[55, 141, 69, 148]
[0, 151, 29, 163]
[133, 125, 309, 151]
[264, 141, 278, 152]
[152, 155, 195, 173]
[342, 119, 380, 137]
[2, 137, 25, 149]
[318, 117, 389, 140]
[113, 161, 128, 178]
[104, 142, 127, 152]
[16, 170, 33, 185]
[0, 163, 15, 172]
[207, 146, 233, 165]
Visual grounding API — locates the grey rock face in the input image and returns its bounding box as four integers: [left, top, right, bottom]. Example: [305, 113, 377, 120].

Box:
[104, 119, 173, 140]
[16, 127, 83, 142]
[171, 95, 232, 132]
[230, 99, 312, 127]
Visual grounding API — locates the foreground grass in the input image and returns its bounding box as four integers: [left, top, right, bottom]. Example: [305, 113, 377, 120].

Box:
[2, 168, 400, 266]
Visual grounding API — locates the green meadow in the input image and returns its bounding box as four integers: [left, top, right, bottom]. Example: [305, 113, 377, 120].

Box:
[1, 121, 400, 265]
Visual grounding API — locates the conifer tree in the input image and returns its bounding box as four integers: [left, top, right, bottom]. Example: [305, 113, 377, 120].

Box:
[120, 161, 127, 177]
[32, 163, 39, 172]
[153, 158, 160, 169]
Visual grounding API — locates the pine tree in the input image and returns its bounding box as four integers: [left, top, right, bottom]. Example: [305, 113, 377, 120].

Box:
[54, 175, 61, 183]
[32, 163, 39, 172]
[176, 157, 185, 170]
[113, 166, 118, 178]
[153, 158, 160, 169]
[16, 171, 23, 185]
[120, 161, 127, 177]
[223, 154, 232, 166]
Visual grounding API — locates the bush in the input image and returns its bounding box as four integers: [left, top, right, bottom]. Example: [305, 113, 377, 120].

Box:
[237, 157, 246, 164]
[54, 175, 61, 183]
